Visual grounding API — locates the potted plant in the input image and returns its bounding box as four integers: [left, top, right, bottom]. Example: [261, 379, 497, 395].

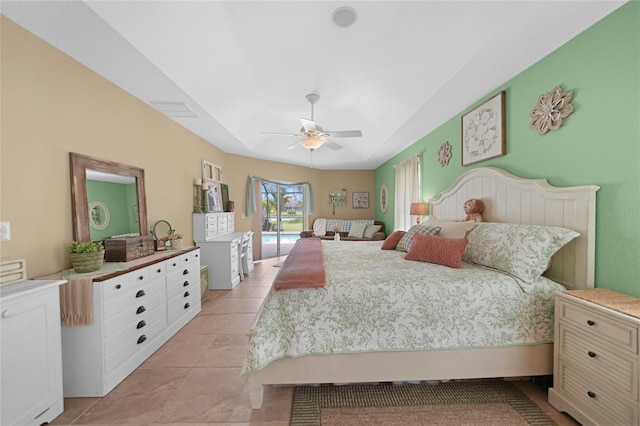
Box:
[167, 232, 183, 250]
[68, 240, 105, 273]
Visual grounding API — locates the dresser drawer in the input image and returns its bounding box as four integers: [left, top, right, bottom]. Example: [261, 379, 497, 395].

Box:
[167, 288, 200, 325]
[103, 288, 165, 338]
[166, 263, 199, 298]
[558, 298, 638, 354]
[130, 263, 166, 284]
[101, 274, 132, 300]
[557, 360, 638, 426]
[558, 323, 638, 401]
[103, 277, 164, 319]
[104, 301, 165, 359]
[104, 305, 166, 374]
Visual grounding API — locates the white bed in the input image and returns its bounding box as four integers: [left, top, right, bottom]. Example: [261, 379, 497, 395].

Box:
[245, 167, 599, 409]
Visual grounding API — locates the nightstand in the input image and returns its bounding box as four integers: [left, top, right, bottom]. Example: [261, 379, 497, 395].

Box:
[549, 289, 640, 426]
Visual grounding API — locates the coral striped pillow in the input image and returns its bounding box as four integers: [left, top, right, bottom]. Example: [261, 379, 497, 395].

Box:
[404, 234, 469, 268]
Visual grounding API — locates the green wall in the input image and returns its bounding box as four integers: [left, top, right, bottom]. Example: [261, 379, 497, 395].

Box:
[87, 180, 140, 240]
[375, 3, 640, 296]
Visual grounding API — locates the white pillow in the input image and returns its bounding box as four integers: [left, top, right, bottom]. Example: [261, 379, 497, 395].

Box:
[348, 222, 367, 238]
[363, 224, 382, 239]
[422, 216, 476, 239]
[463, 222, 580, 284]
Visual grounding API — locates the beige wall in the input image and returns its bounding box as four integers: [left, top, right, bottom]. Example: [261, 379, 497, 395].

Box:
[0, 16, 375, 278]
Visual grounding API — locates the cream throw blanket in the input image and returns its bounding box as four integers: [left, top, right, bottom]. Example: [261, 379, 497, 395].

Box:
[313, 218, 327, 236]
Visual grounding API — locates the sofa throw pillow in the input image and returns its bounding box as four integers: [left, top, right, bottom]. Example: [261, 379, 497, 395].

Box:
[395, 225, 441, 252]
[381, 230, 405, 250]
[363, 224, 382, 239]
[348, 222, 368, 238]
[422, 216, 476, 239]
[463, 222, 580, 284]
[404, 234, 469, 268]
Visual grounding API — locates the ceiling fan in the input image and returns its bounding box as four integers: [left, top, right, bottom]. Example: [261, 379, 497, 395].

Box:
[262, 93, 363, 151]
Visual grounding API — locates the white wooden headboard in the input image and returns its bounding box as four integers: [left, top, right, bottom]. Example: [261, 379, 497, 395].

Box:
[429, 167, 599, 290]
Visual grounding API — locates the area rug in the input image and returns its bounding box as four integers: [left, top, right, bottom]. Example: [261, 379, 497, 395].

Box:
[290, 381, 556, 426]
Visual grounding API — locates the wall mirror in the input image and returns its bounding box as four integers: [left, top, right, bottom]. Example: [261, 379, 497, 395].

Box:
[70, 152, 148, 242]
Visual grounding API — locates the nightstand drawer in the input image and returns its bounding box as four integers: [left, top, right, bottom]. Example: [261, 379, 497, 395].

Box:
[559, 323, 638, 400]
[558, 298, 638, 354]
[557, 360, 638, 426]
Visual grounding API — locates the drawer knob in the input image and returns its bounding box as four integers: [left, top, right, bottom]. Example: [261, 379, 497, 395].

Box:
[587, 391, 596, 398]
[136, 306, 146, 314]
[183, 281, 189, 287]
[137, 320, 146, 329]
[184, 302, 190, 309]
[172, 262, 177, 267]
[157, 268, 162, 273]
[137, 335, 147, 344]
[184, 291, 190, 298]
[138, 275, 144, 281]
[183, 269, 189, 275]
[588, 351, 597, 358]
[136, 290, 146, 298]
[116, 284, 122, 289]
[587, 320, 596, 326]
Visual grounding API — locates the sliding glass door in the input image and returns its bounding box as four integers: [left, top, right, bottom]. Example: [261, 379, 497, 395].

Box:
[260, 182, 305, 258]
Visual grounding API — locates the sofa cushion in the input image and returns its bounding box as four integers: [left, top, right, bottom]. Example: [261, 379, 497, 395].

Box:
[363, 224, 382, 239]
[348, 222, 367, 238]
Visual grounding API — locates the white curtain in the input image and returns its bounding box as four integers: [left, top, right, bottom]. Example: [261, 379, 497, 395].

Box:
[394, 155, 420, 231]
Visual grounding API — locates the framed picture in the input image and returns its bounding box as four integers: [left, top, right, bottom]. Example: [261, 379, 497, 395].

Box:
[461, 91, 506, 166]
[204, 179, 223, 212]
[353, 192, 369, 209]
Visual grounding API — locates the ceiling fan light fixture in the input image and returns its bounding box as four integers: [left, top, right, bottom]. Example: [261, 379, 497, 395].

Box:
[301, 136, 325, 151]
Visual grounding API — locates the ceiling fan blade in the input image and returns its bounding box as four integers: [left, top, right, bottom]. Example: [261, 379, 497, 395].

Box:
[300, 118, 317, 132]
[286, 141, 301, 150]
[322, 140, 344, 151]
[325, 130, 363, 138]
[261, 131, 299, 137]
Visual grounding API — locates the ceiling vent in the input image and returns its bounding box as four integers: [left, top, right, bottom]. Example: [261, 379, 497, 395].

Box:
[150, 101, 199, 118]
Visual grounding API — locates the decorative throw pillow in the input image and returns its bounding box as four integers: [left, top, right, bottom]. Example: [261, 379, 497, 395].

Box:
[463, 222, 580, 283]
[348, 222, 367, 238]
[395, 225, 441, 252]
[381, 230, 406, 250]
[404, 234, 469, 268]
[422, 216, 476, 239]
[363, 224, 382, 239]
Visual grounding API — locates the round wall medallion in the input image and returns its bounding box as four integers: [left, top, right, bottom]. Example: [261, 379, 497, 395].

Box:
[530, 85, 574, 135]
[438, 141, 452, 167]
[89, 201, 110, 230]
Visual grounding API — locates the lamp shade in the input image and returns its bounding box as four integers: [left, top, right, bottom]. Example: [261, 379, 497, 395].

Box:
[410, 203, 427, 216]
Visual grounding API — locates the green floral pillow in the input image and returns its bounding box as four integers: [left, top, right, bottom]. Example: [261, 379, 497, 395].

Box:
[463, 222, 580, 284]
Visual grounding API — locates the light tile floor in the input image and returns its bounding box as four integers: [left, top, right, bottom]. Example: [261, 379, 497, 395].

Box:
[51, 256, 580, 425]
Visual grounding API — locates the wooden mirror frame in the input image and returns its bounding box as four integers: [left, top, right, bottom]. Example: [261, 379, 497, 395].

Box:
[70, 152, 148, 242]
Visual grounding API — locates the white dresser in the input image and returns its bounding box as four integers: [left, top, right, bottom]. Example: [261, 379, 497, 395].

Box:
[549, 290, 640, 426]
[1, 279, 66, 426]
[193, 213, 251, 290]
[61, 248, 201, 397]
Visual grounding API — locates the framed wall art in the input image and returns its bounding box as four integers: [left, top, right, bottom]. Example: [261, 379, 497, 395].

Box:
[352, 192, 369, 209]
[461, 91, 506, 166]
[379, 184, 388, 213]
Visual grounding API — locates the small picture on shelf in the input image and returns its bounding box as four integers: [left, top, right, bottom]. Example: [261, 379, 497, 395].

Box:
[204, 180, 223, 212]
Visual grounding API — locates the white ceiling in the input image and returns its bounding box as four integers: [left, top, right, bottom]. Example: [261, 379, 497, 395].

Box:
[2, 1, 626, 170]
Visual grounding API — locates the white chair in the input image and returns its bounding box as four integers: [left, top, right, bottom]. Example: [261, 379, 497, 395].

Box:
[240, 231, 252, 278]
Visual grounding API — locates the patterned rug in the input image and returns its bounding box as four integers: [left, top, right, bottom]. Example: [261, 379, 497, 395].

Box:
[290, 381, 556, 425]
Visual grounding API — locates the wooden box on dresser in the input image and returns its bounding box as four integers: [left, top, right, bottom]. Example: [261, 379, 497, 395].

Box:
[61, 248, 201, 397]
[1, 279, 66, 426]
[193, 212, 247, 290]
[549, 289, 640, 426]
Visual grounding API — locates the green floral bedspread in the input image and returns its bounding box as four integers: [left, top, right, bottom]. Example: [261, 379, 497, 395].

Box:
[244, 241, 565, 374]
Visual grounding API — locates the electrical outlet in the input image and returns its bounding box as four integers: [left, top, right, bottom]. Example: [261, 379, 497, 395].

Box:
[0, 222, 11, 242]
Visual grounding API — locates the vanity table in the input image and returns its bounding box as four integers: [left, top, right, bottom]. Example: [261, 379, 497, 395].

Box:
[1, 279, 66, 426]
[58, 248, 201, 397]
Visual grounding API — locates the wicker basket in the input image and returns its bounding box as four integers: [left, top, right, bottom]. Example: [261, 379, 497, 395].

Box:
[170, 238, 183, 250]
[69, 250, 105, 273]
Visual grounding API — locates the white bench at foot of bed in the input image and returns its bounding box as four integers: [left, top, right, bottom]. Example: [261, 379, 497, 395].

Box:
[249, 344, 553, 409]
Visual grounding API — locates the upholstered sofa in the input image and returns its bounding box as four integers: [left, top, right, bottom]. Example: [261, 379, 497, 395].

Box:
[300, 218, 385, 241]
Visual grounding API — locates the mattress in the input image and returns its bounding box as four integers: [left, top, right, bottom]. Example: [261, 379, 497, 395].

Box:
[244, 241, 565, 374]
